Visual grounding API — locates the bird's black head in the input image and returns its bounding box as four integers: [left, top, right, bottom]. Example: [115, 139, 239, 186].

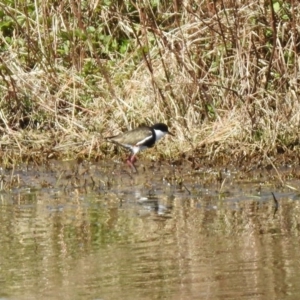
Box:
[152, 123, 174, 136]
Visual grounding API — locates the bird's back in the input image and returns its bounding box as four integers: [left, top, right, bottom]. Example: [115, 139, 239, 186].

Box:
[106, 126, 154, 148]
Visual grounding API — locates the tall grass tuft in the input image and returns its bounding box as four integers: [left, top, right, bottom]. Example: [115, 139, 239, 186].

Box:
[0, 0, 299, 166]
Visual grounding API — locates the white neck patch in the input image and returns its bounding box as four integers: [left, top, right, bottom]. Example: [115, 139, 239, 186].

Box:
[154, 129, 167, 141]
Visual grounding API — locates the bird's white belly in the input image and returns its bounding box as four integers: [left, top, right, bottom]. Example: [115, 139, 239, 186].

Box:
[131, 145, 147, 154]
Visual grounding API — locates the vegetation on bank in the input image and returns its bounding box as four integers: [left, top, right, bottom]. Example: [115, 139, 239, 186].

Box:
[0, 0, 299, 166]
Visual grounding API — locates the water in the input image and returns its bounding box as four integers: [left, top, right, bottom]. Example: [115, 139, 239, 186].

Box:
[0, 161, 300, 299]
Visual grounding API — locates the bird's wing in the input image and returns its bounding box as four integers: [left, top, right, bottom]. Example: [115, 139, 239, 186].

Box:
[135, 127, 153, 146]
[106, 126, 153, 146]
[116, 127, 153, 146]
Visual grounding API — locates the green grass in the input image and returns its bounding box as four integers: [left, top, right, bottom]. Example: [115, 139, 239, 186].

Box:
[0, 0, 299, 166]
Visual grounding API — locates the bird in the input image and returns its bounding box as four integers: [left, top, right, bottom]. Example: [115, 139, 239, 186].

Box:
[105, 123, 174, 172]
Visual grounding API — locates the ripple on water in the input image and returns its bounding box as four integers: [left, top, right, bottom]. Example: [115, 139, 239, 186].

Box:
[0, 162, 300, 299]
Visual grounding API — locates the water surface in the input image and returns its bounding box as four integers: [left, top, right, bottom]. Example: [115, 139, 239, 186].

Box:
[0, 161, 300, 299]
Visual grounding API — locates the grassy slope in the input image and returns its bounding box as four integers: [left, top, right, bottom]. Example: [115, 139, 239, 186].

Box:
[0, 0, 299, 167]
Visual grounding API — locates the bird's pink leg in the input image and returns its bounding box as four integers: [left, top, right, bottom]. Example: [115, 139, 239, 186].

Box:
[126, 154, 137, 172]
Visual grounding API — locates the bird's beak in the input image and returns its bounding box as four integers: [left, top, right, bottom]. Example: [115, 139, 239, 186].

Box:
[168, 131, 175, 136]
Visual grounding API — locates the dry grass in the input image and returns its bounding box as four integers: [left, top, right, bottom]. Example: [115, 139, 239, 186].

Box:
[0, 0, 300, 167]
